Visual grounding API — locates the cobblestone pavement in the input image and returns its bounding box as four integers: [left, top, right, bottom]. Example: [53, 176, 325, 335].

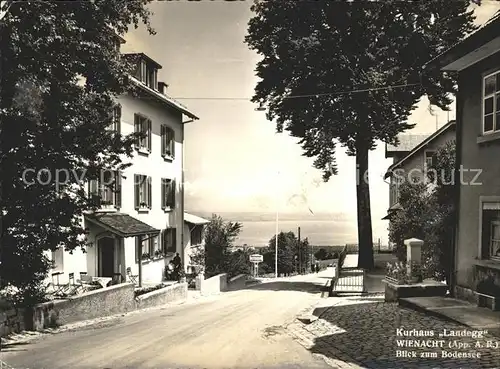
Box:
[287, 294, 500, 369]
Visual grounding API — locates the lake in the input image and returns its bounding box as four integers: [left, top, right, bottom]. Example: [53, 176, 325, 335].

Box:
[234, 219, 388, 247]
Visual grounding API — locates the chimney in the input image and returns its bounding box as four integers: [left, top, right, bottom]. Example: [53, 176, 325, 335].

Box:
[158, 82, 168, 95]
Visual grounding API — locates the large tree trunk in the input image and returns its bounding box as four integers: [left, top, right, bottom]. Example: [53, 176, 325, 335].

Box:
[355, 141, 374, 270]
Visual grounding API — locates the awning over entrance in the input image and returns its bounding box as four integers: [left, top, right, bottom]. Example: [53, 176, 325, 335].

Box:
[184, 212, 210, 225]
[85, 213, 160, 238]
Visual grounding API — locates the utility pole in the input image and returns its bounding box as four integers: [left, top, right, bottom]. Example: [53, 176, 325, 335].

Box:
[298, 226, 301, 274]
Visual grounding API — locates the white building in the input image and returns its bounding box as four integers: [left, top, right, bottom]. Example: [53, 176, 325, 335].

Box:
[48, 50, 209, 287]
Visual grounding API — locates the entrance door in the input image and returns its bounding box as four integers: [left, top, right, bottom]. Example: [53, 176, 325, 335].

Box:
[98, 237, 115, 277]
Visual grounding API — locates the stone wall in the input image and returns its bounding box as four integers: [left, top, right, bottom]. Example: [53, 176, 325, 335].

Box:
[23, 282, 188, 333]
[0, 307, 26, 337]
[227, 274, 246, 291]
[196, 273, 228, 296]
[135, 282, 187, 310]
[32, 283, 136, 331]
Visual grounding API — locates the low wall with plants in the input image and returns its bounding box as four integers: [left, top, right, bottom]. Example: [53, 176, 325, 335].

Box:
[32, 283, 136, 331]
[135, 282, 187, 309]
[28, 282, 188, 333]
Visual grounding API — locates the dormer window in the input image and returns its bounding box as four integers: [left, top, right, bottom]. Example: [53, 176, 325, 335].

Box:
[124, 53, 163, 91]
[137, 59, 158, 90]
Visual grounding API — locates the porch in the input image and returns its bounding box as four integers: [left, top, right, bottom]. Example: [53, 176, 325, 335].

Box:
[46, 212, 162, 299]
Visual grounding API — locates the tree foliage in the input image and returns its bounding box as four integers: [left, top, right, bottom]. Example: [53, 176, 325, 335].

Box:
[389, 141, 456, 282]
[0, 0, 153, 304]
[267, 231, 297, 276]
[190, 214, 245, 279]
[245, 0, 476, 269]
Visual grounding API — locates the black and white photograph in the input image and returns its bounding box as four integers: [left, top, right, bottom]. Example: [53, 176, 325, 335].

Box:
[1, 0, 500, 368]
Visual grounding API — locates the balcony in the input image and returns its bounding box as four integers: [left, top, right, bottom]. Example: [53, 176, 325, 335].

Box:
[88, 171, 121, 211]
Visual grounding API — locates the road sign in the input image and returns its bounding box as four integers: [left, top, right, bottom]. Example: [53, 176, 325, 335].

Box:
[249, 254, 263, 263]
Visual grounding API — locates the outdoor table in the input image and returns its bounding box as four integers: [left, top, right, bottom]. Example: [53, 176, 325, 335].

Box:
[92, 277, 112, 288]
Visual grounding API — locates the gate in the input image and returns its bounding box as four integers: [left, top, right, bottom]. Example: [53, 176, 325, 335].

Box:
[331, 245, 366, 295]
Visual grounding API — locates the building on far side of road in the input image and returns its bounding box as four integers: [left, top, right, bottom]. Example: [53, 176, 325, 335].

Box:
[424, 12, 500, 302]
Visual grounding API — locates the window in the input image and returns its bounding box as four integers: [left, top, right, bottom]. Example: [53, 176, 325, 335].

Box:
[161, 178, 175, 210]
[135, 234, 159, 261]
[51, 247, 64, 271]
[107, 105, 121, 133]
[136, 59, 158, 90]
[88, 170, 121, 208]
[134, 174, 151, 209]
[161, 228, 176, 254]
[390, 176, 401, 206]
[134, 114, 151, 152]
[483, 71, 500, 134]
[161, 125, 175, 158]
[191, 226, 203, 246]
[139, 60, 147, 83]
[424, 150, 436, 169]
[481, 203, 500, 261]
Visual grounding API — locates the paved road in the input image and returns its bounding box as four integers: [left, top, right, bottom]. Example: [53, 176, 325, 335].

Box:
[1, 271, 334, 369]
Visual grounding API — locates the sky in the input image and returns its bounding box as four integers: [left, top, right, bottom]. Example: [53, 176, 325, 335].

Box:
[123, 1, 500, 225]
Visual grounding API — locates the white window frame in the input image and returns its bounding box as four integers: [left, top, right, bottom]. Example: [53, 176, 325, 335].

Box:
[482, 70, 500, 135]
[88, 170, 121, 208]
[161, 124, 175, 159]
[191, 226, 203, 246]
[490, 220, 500, 261]
[134, 174, 151, 210]
[479, 197, 500, 261]
[161, 178, 175, 210]
[424, 150, 436, 170]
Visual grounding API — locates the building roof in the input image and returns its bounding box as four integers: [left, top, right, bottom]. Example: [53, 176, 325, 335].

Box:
[386, 134, 430, 157]
[123, 52, 163, 69]
[424, 12, 500, 71]
[184, 212, 210, 225]
[129, 76, 199, 120]
[385, 120, 456, 179]
[85, 213, 160, 238]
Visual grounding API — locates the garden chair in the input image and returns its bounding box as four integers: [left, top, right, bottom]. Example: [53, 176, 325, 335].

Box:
[49, 271, 66, 296]
[126, 267, 138, 284]
[63, 272, 83, 296]
[113, 272, 124, 284]
[78, 272, 96, 292]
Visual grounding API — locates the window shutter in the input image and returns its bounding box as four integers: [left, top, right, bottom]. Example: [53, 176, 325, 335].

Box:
[168, 180, 175, 208]
[134, 114, 140, 148]
[115, 105, 121, 134]
[147, 176, 152, 209]
[89, 179, 100, 207]
[161, 179, 166, 210]
[147, 119, 152, 152]
[170, 129, 175, 158]
[172, 228, 177, 253]
[114, 171, 121, 208]
[134, 174, 140, 209]
[161, 125, 165, 156]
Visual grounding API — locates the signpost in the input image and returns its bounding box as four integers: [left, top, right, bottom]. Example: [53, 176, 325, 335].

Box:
[249, 254, 263, 277]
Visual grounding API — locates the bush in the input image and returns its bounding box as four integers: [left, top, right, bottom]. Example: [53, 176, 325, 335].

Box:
[388, 141, 455, 283]
[134, 284, 166, 298]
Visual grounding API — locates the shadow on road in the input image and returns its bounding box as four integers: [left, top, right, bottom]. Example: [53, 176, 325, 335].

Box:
[307, 298, 496, 369]
[245, 280, 328, 294]
[0, 340, 31, 353]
